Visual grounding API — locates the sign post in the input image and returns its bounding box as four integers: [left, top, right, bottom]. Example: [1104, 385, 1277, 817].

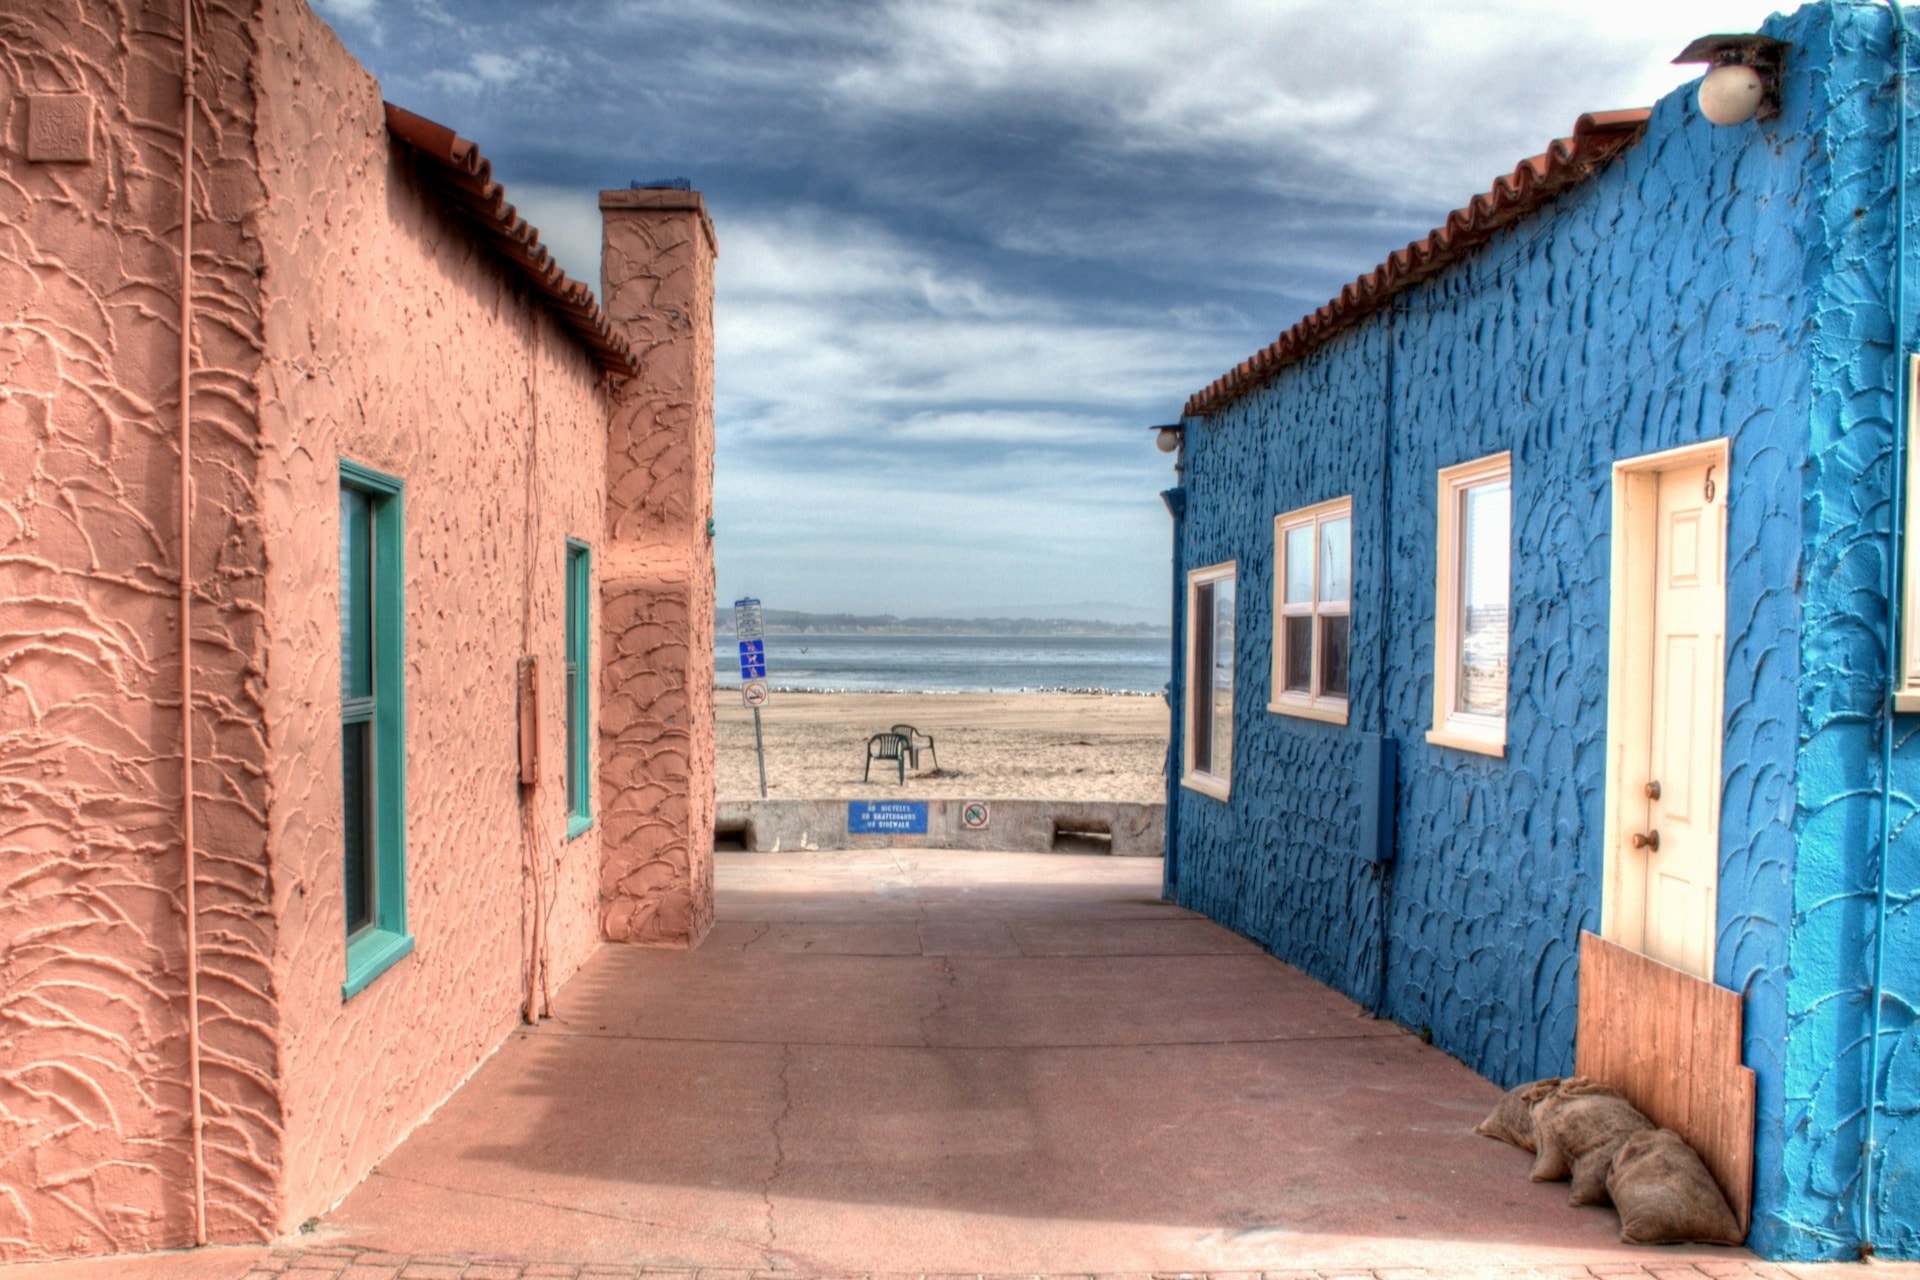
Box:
[735, 599, 769, 798]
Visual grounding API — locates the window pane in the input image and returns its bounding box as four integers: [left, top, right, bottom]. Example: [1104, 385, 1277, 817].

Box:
[1190, 581, 1214, 774]
[566, 545, 584, 818]
[343, 721, 374, 936]
[1212, 578, 1234, 777]
[340, 488, 373, 701]
[1320, 614, 1350, 698]
[565, 664, 579, 810]
[1319, 515, 1351, 604]
[1284, 526, 1314, 604]
[1457, 479, 1510, 717]
[1284, 615, 1314, 692]
[566, 547, 584, 654]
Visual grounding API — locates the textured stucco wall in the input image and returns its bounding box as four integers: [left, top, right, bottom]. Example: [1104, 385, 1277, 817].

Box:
[1170, 0, 1920, 1261]
[0, 1, 281, 1259]
[1789, 4, 1920, 1259]
[596, 190, 718, 948]
[3, 0, 624, 1259]
[250, 0, 611, 1232]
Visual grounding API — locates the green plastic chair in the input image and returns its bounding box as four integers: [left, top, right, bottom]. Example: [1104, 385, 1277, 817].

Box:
[864, 732, 909, 783]
[891, 724, 937, 770]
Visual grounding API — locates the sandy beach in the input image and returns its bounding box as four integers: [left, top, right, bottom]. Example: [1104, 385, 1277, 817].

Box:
[716, 690, 1169, 802]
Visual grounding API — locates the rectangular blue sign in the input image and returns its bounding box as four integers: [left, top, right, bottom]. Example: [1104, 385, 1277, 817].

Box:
[737, 638, 766, 679]
[848, 801, 928, 835]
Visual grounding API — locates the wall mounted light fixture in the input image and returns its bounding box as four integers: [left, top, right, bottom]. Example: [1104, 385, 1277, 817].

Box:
[1674, 34, 1789, 126]
[1151, 423, 1184, 454]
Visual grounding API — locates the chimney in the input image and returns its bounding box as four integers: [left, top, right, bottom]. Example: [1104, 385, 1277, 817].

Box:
[595, 186, 720, 947]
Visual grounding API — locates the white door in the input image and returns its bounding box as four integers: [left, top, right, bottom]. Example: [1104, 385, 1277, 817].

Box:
[1639, 461, 1725, 976]
[1605, 446, 1727, 981]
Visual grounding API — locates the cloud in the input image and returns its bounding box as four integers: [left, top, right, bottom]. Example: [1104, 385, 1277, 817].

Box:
[700, 207, 1201, 612]
[311, 0, 382, 39]
[313, 0, 379, 21]
[481, 191, 1197, 614]
[423, 46, 571, 97]
[312, 0, 1782, 619]
[830, 0, 1768, 207]
[712, 209, 1242, 439]
[488, 183, 604, 287]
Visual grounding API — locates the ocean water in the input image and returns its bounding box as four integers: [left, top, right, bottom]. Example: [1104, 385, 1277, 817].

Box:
[713, 633, 1171, 694]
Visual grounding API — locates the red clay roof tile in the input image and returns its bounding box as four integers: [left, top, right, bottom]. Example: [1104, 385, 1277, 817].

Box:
[1183, 109, 1651, 420]
[384, 102, 640, 380]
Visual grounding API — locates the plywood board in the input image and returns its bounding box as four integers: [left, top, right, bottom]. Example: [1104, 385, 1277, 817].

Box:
[1576, 930, 1755, 1234]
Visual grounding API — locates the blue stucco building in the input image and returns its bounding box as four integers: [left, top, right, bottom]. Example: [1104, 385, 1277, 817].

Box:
[1163, 2, 1920, 1260]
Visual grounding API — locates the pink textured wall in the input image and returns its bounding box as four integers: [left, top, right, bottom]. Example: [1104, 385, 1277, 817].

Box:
[250, 0, 610, 1233]
[597, 191, 718, 948]
[3, 0, 644, 1259]
[0, 1, 282, 1259]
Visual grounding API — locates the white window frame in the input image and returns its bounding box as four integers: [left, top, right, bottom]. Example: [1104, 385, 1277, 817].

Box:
[1900, 355, 1920, 712]
[1182, 560, 1236, 801]
[1427, 451, 1511, 756]
[1270, 497, 1352, 725]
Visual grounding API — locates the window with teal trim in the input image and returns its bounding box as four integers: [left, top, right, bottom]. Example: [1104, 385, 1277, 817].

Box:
[565, 539, 592, 838]
[340, 460, 412, 999]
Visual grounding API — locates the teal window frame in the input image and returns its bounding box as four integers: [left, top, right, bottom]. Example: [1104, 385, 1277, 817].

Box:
[340, 459, 413, 1000]
[565, 539, 593, 839]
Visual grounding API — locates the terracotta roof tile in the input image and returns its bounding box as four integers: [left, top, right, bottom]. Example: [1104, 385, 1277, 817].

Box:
[1183, 109, 1651, 420]
[384, 102, 639, 380]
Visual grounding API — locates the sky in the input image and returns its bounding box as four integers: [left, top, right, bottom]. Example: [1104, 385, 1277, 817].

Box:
[312, 0, 1771, 625]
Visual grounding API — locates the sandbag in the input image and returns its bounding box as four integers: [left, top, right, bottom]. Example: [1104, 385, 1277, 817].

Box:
[1607, 1127, 1744, 1246]
[1569, 1135, 1633, 1207]
[1473, 1077, 1562, 1152]
[1530, 1077, 1652, 1184]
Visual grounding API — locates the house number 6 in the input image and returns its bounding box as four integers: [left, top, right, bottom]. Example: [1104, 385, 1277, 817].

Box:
[1704, 466, 1717, 503]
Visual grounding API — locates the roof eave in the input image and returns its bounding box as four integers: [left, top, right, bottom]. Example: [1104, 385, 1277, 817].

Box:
[1182, 109, 1651, 421]
[384, 102, 640, 381]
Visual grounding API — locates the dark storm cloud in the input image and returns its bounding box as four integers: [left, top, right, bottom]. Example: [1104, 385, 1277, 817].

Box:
[312, 0, 1761, 618]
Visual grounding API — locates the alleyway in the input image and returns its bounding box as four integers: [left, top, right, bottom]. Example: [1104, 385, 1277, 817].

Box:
[20, 850, 1896, 1280]
[308, 850, 1745, 1274]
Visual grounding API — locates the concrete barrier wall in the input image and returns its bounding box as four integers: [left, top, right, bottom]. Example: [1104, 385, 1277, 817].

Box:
[715, 799, 1164, 857]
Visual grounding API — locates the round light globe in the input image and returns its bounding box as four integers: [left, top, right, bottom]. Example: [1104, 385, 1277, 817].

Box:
[1698, 63, 1765, 126]
[1156, 427, 1181, 453]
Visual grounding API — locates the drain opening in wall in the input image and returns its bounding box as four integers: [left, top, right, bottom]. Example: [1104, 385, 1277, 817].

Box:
[1051, 817, 1112, 854]
[713, 819, 751, 852]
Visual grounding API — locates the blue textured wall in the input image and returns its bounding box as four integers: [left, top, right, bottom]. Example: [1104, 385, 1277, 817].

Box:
[1172, 1, 1920, 1259]
[1796, 3, 1920, 1260]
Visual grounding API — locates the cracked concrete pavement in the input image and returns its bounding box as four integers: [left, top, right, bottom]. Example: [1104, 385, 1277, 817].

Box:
[23, 850, 1920, 1279]
[307, 849, 1814, 1274]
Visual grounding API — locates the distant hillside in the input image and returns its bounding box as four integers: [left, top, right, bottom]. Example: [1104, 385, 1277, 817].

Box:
[725, 607, 1168, 638]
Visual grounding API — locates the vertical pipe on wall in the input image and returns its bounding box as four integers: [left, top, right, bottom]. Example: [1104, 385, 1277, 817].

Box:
[1868, 0, 1910, 1255]
[1161, 447, 1188, 901]
[178, 0, 208, 1248]
[1372, 307, 1398, 1017]
[519, 317, 551, 1024]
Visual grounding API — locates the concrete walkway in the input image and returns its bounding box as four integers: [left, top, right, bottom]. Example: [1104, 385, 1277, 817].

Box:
[14, 850, 1918, 1280]
[299, 851, 1900, 1276]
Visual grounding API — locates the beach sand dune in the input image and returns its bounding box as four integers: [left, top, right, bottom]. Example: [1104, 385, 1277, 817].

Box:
[716, 690, 1168, 803]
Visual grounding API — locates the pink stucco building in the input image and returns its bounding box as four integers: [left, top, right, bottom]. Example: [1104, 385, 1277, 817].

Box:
[1, 0, 716, 1261]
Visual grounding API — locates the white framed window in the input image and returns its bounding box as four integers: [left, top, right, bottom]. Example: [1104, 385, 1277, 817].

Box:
[1428, 452, 1511, 755]
[1270, 497, 1352, 724]
[1183, 561, 1236, 800]
[1900, 355, 1920, 712]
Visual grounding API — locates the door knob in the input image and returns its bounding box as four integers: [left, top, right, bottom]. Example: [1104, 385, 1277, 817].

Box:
[1645, 780, 1661, 800]
[1631, 830, 1661, 852]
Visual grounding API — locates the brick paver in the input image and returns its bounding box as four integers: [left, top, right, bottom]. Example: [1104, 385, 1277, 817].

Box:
[189, 1251, 1920, 1280]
